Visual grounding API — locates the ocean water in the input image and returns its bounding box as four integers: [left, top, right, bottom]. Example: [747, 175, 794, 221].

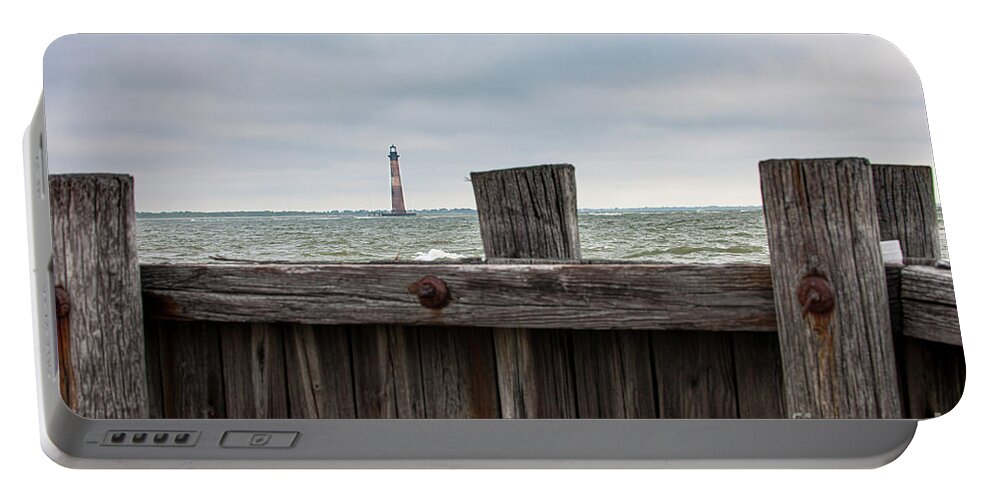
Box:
[136, 209, 949, 264]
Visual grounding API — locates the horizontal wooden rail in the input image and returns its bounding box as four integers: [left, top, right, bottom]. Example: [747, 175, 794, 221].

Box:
[900, 265, 960, 346]
[140, 262, 961, 340]
[142, 263, 778, 331]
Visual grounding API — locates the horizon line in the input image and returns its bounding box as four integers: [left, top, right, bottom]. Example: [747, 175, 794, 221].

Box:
[136, 205, 767, 215]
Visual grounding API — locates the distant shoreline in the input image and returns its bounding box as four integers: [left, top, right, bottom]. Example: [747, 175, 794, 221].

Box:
[136, 206, 764, 219]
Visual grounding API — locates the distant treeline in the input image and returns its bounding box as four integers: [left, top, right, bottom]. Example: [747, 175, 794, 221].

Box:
[137, 208, 477, 219]
[578, 206, 761, 213]
[137, 206, 763, 219]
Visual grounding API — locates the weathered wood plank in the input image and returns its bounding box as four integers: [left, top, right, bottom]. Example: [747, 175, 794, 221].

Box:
[653, 331, 738, 418]
[525, 329, 578, 418]
[471, 164, 583, 419]
[350, 325, 426, 418]
[462, 328, 502, 418]
[901, 302, 962, 346]
[141, 263, 777, 332]
[760, 158, 901, 418]
[158, 321, 226, 418]
[417, 328, 465, 418]
[53, 254, 76, 408]
[872, 165, 964, 418]
[573, 331, 656, 418]
[901, 265, 957, 305]
[471, 164, 581, 260]
[143, 319, 165, 419]
[492, 328, 528, 418]
[283, 324, 356, 418]
[872, 165, 943, 259]
[901, 338, 966, 418]
[731, 332, 786, 418]
[885, 265, 904, 335]
[897, 267, 958, 346]
[489, 327, 579, 418]
[49, 174, 148, 418]
[416, 326, 500, 418]
[219, 322, 288, 418]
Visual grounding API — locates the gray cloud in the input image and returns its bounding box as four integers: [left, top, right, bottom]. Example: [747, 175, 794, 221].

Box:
[43, 34, 931, 211]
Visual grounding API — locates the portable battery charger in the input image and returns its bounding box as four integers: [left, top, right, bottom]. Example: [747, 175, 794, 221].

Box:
[25, 34, 963, 467]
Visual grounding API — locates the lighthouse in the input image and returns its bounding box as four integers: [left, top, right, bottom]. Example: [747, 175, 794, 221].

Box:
[382, 144, 415, 216]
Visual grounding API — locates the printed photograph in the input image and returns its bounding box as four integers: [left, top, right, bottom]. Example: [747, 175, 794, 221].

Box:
[42, 34, 963, 420]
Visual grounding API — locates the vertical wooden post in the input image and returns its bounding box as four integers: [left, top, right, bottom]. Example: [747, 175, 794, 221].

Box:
[872, 165, 942, 259]
[49, 174, 149, 418]
[472, 164, 580, 418]
[472, 164, 581, 260]
[760, 158, 901, 418]
[872, 164, 965, 418]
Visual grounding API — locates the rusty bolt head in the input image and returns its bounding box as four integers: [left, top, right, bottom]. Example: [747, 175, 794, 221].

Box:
[408, 276, 450, 309]
[796, 275, 835, 315]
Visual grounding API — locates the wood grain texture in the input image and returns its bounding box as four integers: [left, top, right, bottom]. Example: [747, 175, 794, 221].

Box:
[573, 331, 656, 418]
[350, 325, 426, 418]
[143, 319, 165, 419]
[49, 174, 148, 418]
[55, 288, 76, 411]
[760, 158, 901, 418]
[872, 165, 942, 259]
[901, 302, 961, 346]
[140, 263, 777, 332]
[283, 324, 356, 418]
[490, 328, 580, 418]
[653, 331, 738, 418]
[885, 265, 904, 335]
[901, 265, 957, 305]
[471, 164, 581, 260]
[158, 321, 225, 418]
[872, 164, 964, 418]
[219, 323, 288, 418]
[416, 326, 500, 418]
[492, 328, 529, 418]
[731, 332, 786, 418]
[901, 338, 966, 418]
[471, 164, 582, 419]
[524, 329, 579, 418]
[885, 265, 907, 410]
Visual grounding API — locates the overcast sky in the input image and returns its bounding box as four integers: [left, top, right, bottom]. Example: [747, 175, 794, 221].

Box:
[43, 34, 933, 212]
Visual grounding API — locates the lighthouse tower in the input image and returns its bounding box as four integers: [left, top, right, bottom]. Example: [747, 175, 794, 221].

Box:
[383, 145, 415, 216]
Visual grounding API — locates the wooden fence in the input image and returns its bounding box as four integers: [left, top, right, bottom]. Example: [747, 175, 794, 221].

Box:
[49, 159, 965, 420]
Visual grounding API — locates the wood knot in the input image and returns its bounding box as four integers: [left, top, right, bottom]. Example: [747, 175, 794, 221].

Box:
[408, 276, 450, 309]
[54, 286, 71, 319]
[796, 274, 835, 316]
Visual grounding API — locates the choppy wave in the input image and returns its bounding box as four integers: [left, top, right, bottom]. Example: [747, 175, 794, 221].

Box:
[413, 249, 468, 261]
